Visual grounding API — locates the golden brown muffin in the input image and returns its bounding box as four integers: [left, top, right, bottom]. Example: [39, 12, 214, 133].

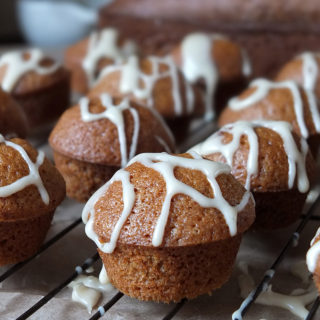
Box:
[64, 27, 138, 94]
[0, 88, 28, 138]
[82, 152, 255, 302]
[0, 136, 65, 265]
[275, 52, 320, 98]
[171, 32, 251, 117]
[307, 227, 320, 294]
[191, 120, 316, 229]
[49, 94, 175, 202]
[0, 48, 70, 130]
[218, 78, 320, 156]
[88, 55, 205, 141]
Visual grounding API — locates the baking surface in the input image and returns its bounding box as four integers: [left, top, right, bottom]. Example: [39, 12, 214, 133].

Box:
[0, 46, 319, 320]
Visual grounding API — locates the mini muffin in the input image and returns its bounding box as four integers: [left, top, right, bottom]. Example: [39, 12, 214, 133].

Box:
[171, 32, 251, 118]
[0, 88, 28, 138]
[49, 94, 175, 202]
[82, 152, 255, 303]
[0, 135, 65, 265]
[88, 55, 205, 141]
[65, 27, 138, 94]
[275, 52, 320, 99]
[191, 120, 315, 229]
[307, 227, 320, 294]
[0, 48, 70, 129]
[219, 78, 320, 156]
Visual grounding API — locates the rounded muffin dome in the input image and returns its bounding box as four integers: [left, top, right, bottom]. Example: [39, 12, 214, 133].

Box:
[88, 55, 205, 119]
[49, 94, 175, 168]
[0, 88, 28, 138]
[83, 152, 255, 250]
[275, 52, 320, 99]
[191, 120, 315, 193]
[0, 136, 66, 220]
[219, 79, 320, 139]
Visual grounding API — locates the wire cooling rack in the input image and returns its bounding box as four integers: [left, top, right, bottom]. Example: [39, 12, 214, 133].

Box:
[0, 117, 320, 320]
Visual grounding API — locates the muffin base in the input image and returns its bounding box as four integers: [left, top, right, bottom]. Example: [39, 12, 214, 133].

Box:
[253, 189, 307, 230]
[99, 234, 242, 303]
[0, 211, 54, 266]
[13, 73, 70, 130]
[53, 151, 119, 202]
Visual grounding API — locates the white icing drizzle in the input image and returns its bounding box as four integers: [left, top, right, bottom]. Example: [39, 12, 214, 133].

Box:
[0, 134, 49, 204]
[228, 79, 314, 138]
[0, 48, 59, 92]
[180, 33, 251, 120]
[233, 262, 318, 320]
[82, 152, 252, 253]
[306, 227, 320, 273]
[68, 274, 113, 313]
[97, 55, 195, 117]
[79, 94, 140, 168]
[190, 120, 310, 193]
[241, 48, 252, 77]
[82, 28, 137, 87]
[99, 265, 109, 284]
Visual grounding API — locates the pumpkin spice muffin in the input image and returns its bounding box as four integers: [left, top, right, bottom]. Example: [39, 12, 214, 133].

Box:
[307, 227, 320, 294]
[0, 135, 65, 265]
[64, 27, 138, 94]
[88, 55, 205, 141]
[0, 88, 28, 138]
[49, 93, 175, 202]
[218, 78, 320, 156]
[191, 120, 315, 229]
[82, 152, 255, 303]
[0, 48, 70, 130]
[171, 32, 251, 117]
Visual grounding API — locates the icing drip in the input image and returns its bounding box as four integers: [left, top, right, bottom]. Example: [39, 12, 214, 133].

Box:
[228, 79, 312, 138]
[82, 28, 137, 87]
[233, 262, 317, 320]
[300, 52, 320, 132]
[191, 121, 310, 193]
[68, 273, 113, 313]
[82, 152, 252, 253]
[180, 33, 251, 120]
[98, 55, 195, 116]
[0, 48, 59, 92]
[306, 227, 320, 273]
[79, 94, 140, 168]
[0, 135, 49, 204]
[241, 48, 252, 77]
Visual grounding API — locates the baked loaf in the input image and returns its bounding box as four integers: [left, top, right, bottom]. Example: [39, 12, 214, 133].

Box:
[0, 48, 70, 129]
[64, 27, 137, 94]
[218, 79, 320, 156]
[82, 152, 255, 302]
[171, 32, 251, 116]
[99, 0, 320, 78]
[49, 94, 175, 202]
[307, 227, 320, 294]
[191, 121, 315, 229]
[0, 88, 28, 138]
[0, 136, 65, 265]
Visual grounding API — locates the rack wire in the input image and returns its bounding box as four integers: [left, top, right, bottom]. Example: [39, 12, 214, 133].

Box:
[0, 122, 319, 320]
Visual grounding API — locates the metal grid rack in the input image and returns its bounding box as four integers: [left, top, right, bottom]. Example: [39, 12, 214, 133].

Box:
[0, 122, 320, 320]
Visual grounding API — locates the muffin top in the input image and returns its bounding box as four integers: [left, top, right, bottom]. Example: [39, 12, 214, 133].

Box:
[82, 152, 255, 253]
[171, 32, 251, 119]
[88, 55, 205, 119]
[0, 136, 65, 220]
[275, 52, 320, 99]
[0, 48, 69, 95]
[0, 89, 28, 138]
[65, 27, 138, 90]
[49, 94, 175, 167]
[191, 120, 315, 193]
[219, 78, 320, 139]
[307, 227, 320, 277]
